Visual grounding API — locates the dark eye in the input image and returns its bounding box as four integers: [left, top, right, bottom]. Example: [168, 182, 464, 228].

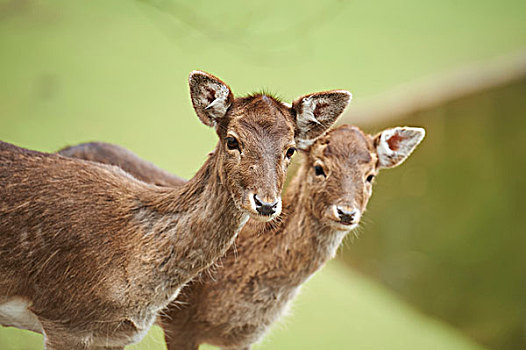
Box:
[285, 147, 296, 159]
[366, 174, 375, 183]
[314, 165, 326, 177]
[226, 137, 240, 151]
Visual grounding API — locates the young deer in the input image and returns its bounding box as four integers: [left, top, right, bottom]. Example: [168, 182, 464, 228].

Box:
[0, 71, 351, 350]
[61, 124, 425, 350]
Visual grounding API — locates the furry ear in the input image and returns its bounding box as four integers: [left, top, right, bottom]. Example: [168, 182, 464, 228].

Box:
[291, 90, 351, 149]
[189, 71, 234, 127]
[375, 127, 425, 169]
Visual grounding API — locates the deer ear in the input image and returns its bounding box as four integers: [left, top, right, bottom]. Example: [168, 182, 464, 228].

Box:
[375, 127, 425, 169]
[189, 71, 234, 127]
[291, 90, 351, 149]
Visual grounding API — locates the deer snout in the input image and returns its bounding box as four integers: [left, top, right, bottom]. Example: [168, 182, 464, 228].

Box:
[336, 207, 358, 225]
[253, 194, 279, 216]
[242, 192, 281, 221]
[328, 205, 361, 229]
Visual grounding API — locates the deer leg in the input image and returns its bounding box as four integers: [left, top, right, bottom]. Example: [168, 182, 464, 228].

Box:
[221, 346, 251, 350]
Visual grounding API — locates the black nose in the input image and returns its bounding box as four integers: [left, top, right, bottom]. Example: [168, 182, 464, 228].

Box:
[254, 194, 278, 216]
[336, 207, 357, 224]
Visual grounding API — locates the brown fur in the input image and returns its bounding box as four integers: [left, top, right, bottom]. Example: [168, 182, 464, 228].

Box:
[0, 70, 351, 349]
[58, 142, 185, 187]
[61, 124, 425, 349]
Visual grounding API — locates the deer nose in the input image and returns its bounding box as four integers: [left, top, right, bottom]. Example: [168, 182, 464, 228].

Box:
[336, 207, 358, 225]
[253, 194, 278, 216]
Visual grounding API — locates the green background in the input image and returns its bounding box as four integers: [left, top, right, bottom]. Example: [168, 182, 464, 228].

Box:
[1, 0, 525, 349]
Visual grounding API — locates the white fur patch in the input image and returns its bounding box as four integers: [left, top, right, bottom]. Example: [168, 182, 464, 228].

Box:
[205, 84, 231, 119]
[0, 298, 43, 333]
[274, 198, 283, 218]
[297, 96, 322, 129]
[248, 193, 257, 213]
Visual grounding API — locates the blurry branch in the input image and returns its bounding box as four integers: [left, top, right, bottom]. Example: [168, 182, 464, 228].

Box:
[135, 0, 350, 64]
[344, 50, 526, 127]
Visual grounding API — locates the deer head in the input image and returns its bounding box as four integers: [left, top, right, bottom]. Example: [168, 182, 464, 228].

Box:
[302, 125, 425, 230]
[189, 71, 351, 221]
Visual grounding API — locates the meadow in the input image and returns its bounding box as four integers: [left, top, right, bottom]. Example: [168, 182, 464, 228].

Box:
[1, 0, 524, 348]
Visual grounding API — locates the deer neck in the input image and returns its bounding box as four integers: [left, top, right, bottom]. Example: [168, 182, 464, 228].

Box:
[238, 161, 347, 287]
[134, 149, 248, 305]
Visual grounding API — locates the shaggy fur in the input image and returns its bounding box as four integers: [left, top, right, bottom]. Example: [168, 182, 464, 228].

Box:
[58, 142, 186, 187]
[0, 70, 350, 349]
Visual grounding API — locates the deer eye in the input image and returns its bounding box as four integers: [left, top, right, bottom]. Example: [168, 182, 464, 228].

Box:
[314, 165, 326, 177]
[226, 137, 240, 151]
[285, 147, 296, 159]
[366, 174, 375, 183]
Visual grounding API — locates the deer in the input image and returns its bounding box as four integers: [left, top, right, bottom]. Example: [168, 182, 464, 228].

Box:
[0, 70, 352, 350]
[59, 123, 425, 350]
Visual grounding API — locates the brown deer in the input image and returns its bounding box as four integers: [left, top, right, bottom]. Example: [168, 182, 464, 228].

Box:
[60, 124, 425, 350]
[0, 70, 351, 350]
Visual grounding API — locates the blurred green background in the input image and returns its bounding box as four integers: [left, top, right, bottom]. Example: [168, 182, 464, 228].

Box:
[0, 0, 524, 349]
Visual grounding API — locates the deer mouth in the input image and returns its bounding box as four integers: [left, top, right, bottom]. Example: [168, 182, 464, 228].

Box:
[329, 219, 358, 231]
[244, 193, 282, 222]
[338, 218, 356, 226]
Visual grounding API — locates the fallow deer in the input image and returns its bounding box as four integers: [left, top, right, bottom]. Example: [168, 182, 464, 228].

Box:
[60, 124, 425, 350]
[0, 70, 351, 349]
